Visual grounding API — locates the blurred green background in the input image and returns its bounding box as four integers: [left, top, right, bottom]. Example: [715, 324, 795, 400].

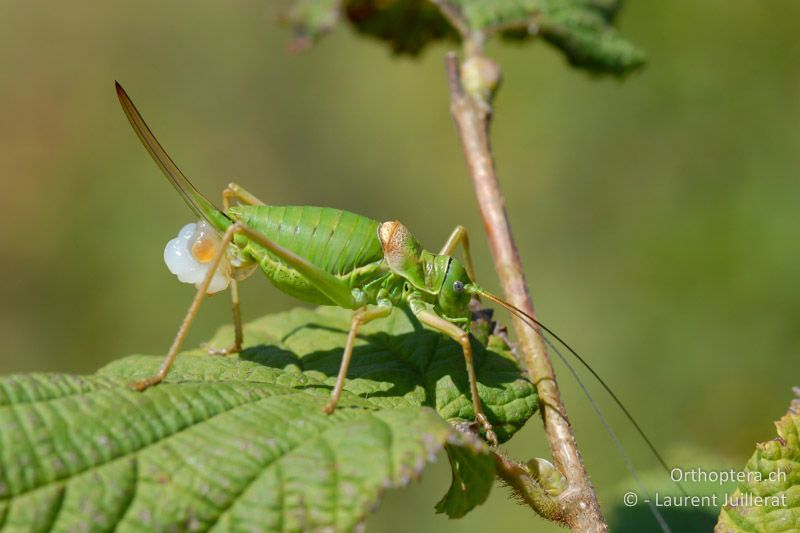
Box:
[1, 1, 798, 530]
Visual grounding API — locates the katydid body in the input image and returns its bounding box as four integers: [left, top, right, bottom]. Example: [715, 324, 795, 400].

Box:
[116, 82, 690, 527]
[116, 83, 498, 444]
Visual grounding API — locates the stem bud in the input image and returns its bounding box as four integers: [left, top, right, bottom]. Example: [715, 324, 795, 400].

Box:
[460, 55, 501, 102]
[526, 457, 568, 496]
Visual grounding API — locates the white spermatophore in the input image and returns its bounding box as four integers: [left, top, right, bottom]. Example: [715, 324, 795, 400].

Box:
[164, 221, 231, 294]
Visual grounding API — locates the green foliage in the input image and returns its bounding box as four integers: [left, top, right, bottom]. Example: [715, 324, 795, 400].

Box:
[528, 2, 647, 75]
[435, 443, 495, 518]
[285, 0, 454, 54]
[716, 406, 800, 532]
[284, 0, 644, 76]
[0, 307, 537, 530]
[345, 0, 456, 55]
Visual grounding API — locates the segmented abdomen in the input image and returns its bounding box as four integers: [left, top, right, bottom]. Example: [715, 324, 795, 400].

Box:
[229, 205, 384, 276]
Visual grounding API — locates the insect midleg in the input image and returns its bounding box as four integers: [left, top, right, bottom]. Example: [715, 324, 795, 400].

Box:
[323, 301, 393, 414]
[439, 225, 478, 283]
[129, 222, 242, 391]
[204, 278, 243, 356]
[205, 183, 268, 356]
[412, 306, 498, 446]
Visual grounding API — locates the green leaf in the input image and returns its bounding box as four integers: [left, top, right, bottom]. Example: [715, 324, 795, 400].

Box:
[0, 306, 537, 530]
[282, 0, 342, 51]
[345, 0, 456, 55]
[533, 2, 646, 76]
[283, 0, 644, 76]
[716, 402, 800, 532]
[284, 0, 456, 55]
[435, 442, 495, 518]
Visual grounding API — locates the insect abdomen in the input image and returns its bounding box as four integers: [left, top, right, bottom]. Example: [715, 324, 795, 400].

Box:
[229, 204, 385, 297]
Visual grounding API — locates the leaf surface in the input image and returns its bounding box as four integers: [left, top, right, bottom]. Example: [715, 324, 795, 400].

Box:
[435, 442, 495, 518]
[716, 402, 800, 532]
[0, 306, 537, 531]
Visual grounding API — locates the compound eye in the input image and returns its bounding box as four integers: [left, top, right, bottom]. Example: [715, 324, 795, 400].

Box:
[453, 281, 464, 293]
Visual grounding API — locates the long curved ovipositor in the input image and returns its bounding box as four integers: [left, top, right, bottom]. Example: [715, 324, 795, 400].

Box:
[115, 82, 231, 232]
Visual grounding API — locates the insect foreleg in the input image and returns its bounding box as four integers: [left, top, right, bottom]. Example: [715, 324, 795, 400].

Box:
[222, 182, 265, 209]
[439, 225, 478, 283]
[411, 304, 498, 446]
[129, 222, 242, 391]
[323, 301, 393, 415]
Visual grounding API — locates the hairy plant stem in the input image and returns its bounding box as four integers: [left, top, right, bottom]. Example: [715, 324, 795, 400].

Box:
[444, 48, 607, 531]
[492, 450, 566, 525]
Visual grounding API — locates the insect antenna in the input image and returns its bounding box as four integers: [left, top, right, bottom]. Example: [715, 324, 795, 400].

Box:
[539, 332, 672, 532]
[472, 288, 689, 529]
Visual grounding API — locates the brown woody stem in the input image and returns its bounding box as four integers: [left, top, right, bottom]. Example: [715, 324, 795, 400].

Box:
[444, 49, 608, 531]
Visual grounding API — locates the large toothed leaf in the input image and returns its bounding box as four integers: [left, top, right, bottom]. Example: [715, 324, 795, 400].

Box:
[715, 395, 800, 532]
[0, 306, 537, 530]
[283, 0, 644, 76]
[105, 305, 539, 443]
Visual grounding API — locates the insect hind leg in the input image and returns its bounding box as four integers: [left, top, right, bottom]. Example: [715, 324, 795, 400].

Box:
[131, 221, 361, 391]
[222, 182, 265, 209]
[129, 222, 243, 391]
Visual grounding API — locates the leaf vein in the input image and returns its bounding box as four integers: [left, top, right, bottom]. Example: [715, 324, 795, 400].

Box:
[0, 387, 305, 504]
